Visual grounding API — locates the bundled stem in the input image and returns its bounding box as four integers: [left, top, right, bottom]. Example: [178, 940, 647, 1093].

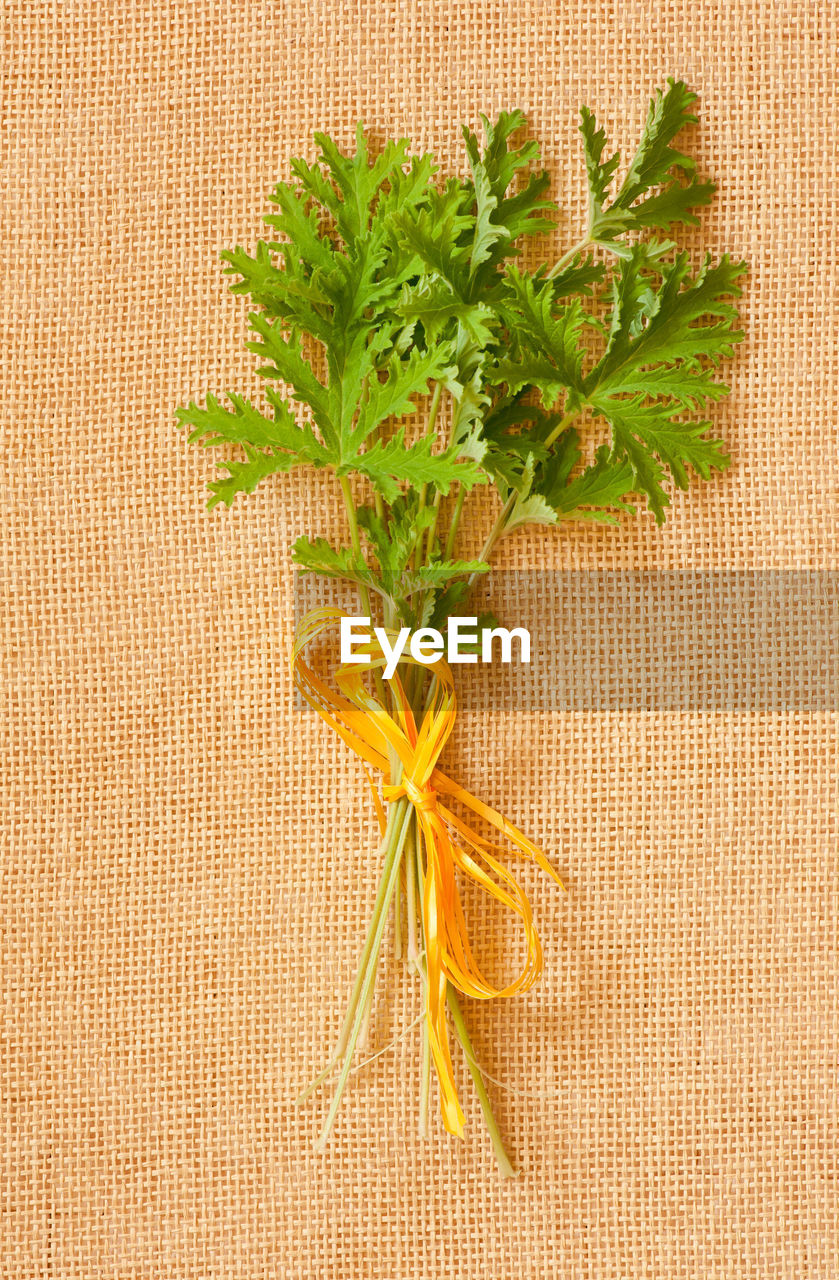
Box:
[179, 83, 745, 1174]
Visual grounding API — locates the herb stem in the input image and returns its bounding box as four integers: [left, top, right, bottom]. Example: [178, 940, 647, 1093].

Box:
[472, 493, 516, 579]
[338, 473, 374, 621]
[413, 829, 432, 1137]
[295, 801, 402, 1104]
[405, 821, 419, 968]
[447, 986, 517, 1177]
[424, 499, 442, 561]
[466, 402, 586, 591]
[543, 404, 583, 450]
[392, 862, 403, 960]
[338, 473, 362, 556]
[547, 235, 591, 279]
[412, 382, 445, 570]
[443, 487, 467, 561]
[313, 800, 414, 1150]
[427, 380, 444, 437]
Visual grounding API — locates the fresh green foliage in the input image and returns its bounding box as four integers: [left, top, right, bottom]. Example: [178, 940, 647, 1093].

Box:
[178, 80, 745, 609]
[580, 78, 717, 246]
[175, 81, 746, 1175]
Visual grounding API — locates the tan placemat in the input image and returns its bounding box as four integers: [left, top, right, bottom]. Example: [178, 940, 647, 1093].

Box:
[2, 2, 837, 1276]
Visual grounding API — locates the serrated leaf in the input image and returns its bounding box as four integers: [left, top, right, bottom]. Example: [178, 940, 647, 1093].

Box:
[175, 389, 328, 507]
[505, 492, 559, 532]
[291, 535, 378, 591]
[393, 181, 474, 293]
[582, 79, 717, 244]
[246, 313, 336, 442]
[353, 429, 486, 502]
[591, 252, 747, 388]
[543, 441, 637, 524]
[306, 124, 413, 244]
[206, 447, 301, 509]
[462, 111, 555, 247]
[469, 162, 510, 277]
[441, 328, 493, 450]
[579, 105, 621, 216]
[613, 79, 706, 212]
[398, 279, 497, 346]
[349, 343, 454, 457]
[462, 110, 536, 200]
[593, 396, 729, 523]
[357, 495, 436, 575]
[493, 267, 587, 404]
[400, 558, 490, 596]
[262, 180, 335, 270]
[548, 254, 606, 299]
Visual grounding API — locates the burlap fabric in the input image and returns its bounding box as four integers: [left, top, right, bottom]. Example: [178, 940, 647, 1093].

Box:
[2, 2, 837, 1276]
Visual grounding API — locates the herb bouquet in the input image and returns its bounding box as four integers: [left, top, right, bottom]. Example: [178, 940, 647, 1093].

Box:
[177, 80, 744, 1175]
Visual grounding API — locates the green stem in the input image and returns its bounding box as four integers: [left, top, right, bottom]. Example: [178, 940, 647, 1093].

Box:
[543, 405, 583, 451]
[447, 986, 517, 1178]
[476, 493, 515, 566]
[412, 382, 445, 570]
[466, 403, 587, 593]
[547, 235, 591, 279]
[314, 801, 414, 1150]
[393, 862, 403, 960]
[443, 487, 467, 561]
[424, 494, 443, 561]
[295, 802, 401, 1104]
[405, 821, 419, 969]
[338, 472, 377, 623]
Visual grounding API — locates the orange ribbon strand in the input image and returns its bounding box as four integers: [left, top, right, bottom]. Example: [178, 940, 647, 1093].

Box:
[292, 607, 562, 1136]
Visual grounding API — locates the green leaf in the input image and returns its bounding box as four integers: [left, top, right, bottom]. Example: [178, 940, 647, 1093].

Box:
[504, 492, 559, 532]
[469, 162, 510, 278]
[246, 314, 336, 442]
[490, 267, 587, 405]
[398, 278, 497, 346]
[581, 79, 717, 244]
[355, 429, 486, 502]
[357, 495, 436, 574]
[594, 397, 729, 522]
[579, 250, 744, 522]
[591, 252, 747, 387]
[579, 105, 621, 216]
[206, 446, 301, 509]
[304, 124, 413, 244]
[349, 344, 454, 459]
[262, 180, 336, 271]
[462, 111, 555, 256]
[549, 255, 606, 299]
[394, 181, 474, 294]
[175, 390, 328, 507]
[539, 437, 637, 524]
[400, 558, 490, 596]
[462, 110, 537, 201]
[292, 535, 378, 591]
[442, 327, 494, 452]
[181, 95, 743, 556]
[613, 80, 712, 214]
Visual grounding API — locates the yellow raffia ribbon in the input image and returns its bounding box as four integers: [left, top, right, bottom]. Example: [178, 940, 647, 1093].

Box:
[291, 606, 563, 1137]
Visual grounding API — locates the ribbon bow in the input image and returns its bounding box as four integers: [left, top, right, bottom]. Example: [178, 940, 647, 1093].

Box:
[292, 607, 562, 1136]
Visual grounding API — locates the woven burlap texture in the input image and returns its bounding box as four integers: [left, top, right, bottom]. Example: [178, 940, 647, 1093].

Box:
[2, 2, 837, 1277]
